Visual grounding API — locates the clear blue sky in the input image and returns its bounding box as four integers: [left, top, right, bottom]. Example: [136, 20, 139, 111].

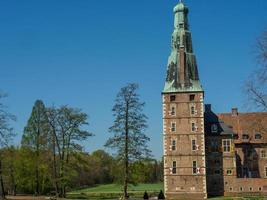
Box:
[0, 0, 267, 159]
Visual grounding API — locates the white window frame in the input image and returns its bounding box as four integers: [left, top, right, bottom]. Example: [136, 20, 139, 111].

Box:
[191, 121, 197, 132]
[261, 150, 266, 158]
[222, 139, 231, 152]
[171, 122, 176, 132]
[190, 103, 197, 116]
[226, 169, 232, 175]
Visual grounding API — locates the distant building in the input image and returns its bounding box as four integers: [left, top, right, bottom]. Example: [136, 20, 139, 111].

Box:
[162, 1, 267, 199]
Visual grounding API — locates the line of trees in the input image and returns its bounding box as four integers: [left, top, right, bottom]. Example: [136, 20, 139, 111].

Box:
[0, 83, 163, 199]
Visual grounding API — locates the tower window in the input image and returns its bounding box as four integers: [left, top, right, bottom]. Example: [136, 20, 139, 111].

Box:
[227, 169, 232, 175]
[170, 95, 176, 102]
[222, 139, 231, 152]
[172, 161, 177, 174]
[191, 122, 196, 132]
[192, 161, 197, 174]
[189, 94, 195, 101]
[190, 106, 195, 115]
[265, 166, 267, 177]
[192, 139, 197, 151]
[171, 140, 176, 151]
[171, 122, 176, 132]
[170, 104, 176, 116]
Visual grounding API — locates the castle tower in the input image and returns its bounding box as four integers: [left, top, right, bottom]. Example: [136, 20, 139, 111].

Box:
[162, 1, 207, 199]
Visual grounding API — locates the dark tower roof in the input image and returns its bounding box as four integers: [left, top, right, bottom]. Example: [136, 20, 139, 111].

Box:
[163, 1, 203, 93]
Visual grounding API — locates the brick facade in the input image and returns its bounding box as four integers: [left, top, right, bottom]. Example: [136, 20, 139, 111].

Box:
[163, 93, 207, 199]
[162, 1, 267, 199]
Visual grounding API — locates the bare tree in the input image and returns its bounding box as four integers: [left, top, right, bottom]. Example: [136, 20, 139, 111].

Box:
[47, 106, 93, 198]
[245, 28, 267, 111]
[105, 83, 151, 200]
[0, 93, 15, 200]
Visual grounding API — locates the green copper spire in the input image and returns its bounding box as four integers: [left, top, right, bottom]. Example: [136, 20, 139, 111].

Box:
[163, 1, 203, 93]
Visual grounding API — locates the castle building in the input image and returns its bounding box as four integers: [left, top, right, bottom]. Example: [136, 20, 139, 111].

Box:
[162, 1, 267, 199]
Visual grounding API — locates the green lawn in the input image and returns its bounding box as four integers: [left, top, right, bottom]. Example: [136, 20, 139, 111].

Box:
[68, 184, 265, 200]
[67, 183, 164, 199]
[70, 183, 163, 194]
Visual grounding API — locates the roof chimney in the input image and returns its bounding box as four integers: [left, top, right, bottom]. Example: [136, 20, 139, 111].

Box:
[232, 108, 238, 116]
[205, 104, 211, 113]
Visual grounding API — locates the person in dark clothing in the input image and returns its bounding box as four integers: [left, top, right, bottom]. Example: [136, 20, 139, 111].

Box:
[158, 190, 165, 200]
[143, 191, 149, 199]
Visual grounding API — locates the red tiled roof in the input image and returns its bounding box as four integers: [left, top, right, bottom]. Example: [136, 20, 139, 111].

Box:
[217, 112, 267, 144]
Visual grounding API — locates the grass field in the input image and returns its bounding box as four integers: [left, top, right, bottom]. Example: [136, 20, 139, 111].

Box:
[68, 183, 163, 199]
[68, 184, 266, 200]
[70, 183, 163, 193]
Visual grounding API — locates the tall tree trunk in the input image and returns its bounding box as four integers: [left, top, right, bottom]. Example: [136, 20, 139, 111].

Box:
[0, 160, 5, 200]
[10, 166, 16, 196]
[52, 134, 59, 197]
[35, 124, 40, 196]
[124, 103, 129, 199]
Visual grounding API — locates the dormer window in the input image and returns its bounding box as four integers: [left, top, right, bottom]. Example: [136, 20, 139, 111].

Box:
[211, 124, 218, 133]
[255, 133, 262, 140]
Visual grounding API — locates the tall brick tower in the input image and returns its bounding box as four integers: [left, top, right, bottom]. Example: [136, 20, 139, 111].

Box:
[162, 1, 207, 199]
